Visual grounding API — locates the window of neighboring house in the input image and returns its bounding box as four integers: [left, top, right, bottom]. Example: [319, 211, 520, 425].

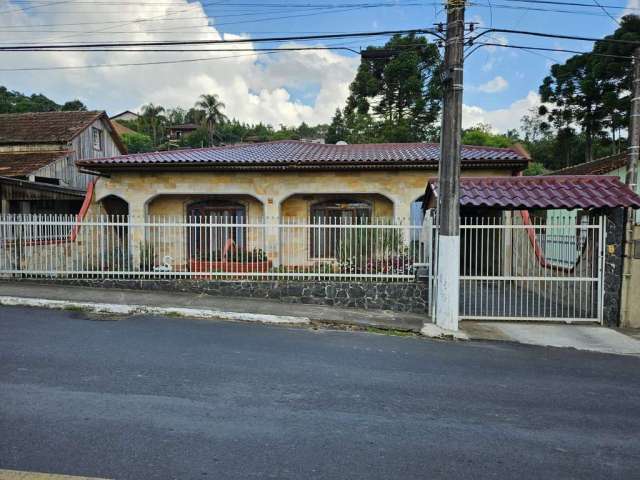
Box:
[92, 127, 103, 151]
[309, 199, 372, 259]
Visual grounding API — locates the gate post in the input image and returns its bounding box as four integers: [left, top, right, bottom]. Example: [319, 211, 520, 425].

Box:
[602, 208, 624, 327]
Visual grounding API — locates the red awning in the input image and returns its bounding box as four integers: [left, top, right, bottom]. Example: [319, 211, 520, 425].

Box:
[424, 176, 640, 210]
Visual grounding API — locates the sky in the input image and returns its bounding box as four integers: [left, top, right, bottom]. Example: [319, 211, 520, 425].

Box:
[0, 0, 636, 132]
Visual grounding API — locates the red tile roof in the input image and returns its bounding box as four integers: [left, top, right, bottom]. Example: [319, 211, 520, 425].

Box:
[552, 153, 627, 176]
[0, 151, 69, 177]
[77, 140, 528, 171]
[425, 176, 640, 209]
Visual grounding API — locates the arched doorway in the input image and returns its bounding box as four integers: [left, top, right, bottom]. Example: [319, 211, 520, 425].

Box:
[309, 198, 372, 259]
[187, 199, 247, 260]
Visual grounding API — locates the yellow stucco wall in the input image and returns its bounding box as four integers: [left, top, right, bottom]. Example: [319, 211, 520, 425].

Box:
[94, 167, 513, 219]
[147, 194, 264, 219]
[92, 167, 516, 268]
[622, 224, 640, 328]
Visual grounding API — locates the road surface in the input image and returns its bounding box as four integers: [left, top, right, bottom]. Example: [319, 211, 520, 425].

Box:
[1, 306, 639, 479]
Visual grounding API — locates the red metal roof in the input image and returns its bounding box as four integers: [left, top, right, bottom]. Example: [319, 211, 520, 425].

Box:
[77, 140, 528, 171]
[425, 176, 640, 209]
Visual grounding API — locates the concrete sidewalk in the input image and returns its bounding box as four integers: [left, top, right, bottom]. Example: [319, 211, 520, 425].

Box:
[463, 321, 640, 356]
[0, 281, 424, 332]
[2, 281, 640, 355]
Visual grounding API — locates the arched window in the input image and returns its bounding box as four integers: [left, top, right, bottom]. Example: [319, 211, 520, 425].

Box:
[310, 199, 371, 223]
[187, 200, 247, 260]
[187, 199, 246, 220]
[309, 199, 372, 259]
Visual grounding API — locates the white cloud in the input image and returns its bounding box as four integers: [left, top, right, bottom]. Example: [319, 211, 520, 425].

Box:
[0, 0, 359, 126]
[475, 76, 509, 93]
[621, 0, 639, 18]
[462, 91, 540, 132]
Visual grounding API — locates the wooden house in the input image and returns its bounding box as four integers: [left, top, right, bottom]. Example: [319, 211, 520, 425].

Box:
[0, 111, 126, 214]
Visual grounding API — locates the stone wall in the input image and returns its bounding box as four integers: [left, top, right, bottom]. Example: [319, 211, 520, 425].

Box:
[4, 278, 430, 314]
[603, 208, 625, 327]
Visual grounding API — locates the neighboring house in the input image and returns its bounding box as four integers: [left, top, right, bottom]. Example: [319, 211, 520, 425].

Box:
[553, 152, 627, 178]
[167, 123, 199, 141]
[110, 110, 139, 123]
[548, 152, 640, 328]
[0, 111, 126, 214]
[112, 120, 137, 138]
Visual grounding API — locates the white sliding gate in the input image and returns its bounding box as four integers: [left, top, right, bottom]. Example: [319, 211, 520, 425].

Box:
[424, 212, 606, 323]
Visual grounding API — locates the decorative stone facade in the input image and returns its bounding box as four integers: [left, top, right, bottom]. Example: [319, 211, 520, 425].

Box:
[9, 278, 430, 315]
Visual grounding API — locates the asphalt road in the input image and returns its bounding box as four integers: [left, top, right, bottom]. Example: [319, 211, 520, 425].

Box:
[1, 306, 639, 480]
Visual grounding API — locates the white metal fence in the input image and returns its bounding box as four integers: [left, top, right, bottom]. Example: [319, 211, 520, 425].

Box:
[457, 214, 605, 323]
[0, 214, 428, 282]
[0, 212, 606, 323]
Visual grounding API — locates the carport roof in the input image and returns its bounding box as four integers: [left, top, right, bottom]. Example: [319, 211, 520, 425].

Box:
[424, 176, 640, 210]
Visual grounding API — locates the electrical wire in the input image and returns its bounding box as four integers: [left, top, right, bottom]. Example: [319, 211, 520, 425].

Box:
[469, 41, 633, 60]
[591, 0, 621, 26]
[0, 28, 442, 51]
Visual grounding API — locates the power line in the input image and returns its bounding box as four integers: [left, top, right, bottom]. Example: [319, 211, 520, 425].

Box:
[0, 28, 442, 51]
[499, 0, 634, 10]
[5, 46, 363, 53]
[0, 51, 275, 72]
[473, 28, 640, 46]
[591, 0, 621, 25]
[471, 41, 633, 60]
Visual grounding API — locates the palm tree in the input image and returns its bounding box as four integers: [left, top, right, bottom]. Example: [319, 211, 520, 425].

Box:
[195, 94, 227, 146]
[141, 103, 166, 146]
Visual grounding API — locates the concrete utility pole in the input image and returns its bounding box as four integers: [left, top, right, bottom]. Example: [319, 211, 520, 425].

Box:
[433, 0, 465, 332]
[621, 47, 640, 327]
[626, 47, 640, 191]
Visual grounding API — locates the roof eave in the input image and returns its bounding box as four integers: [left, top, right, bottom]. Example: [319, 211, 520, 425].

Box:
[76, 159, 528, 173]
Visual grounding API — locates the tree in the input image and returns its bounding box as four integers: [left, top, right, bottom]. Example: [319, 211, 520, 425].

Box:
[195, 94, 227, 146]
[342, 33, 442, 142]
[325, 108, 347, 144]
[140, 103, 166, 146]
[61, 99, 87, 111]
[538, 15, 640, 163]
[462, 123, 513, 148]
[166, 107, 186, 125]
[121, 132, 153, 154]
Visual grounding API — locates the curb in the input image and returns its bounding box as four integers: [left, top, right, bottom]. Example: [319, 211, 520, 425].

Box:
[421, 323, 469, 340]
[0, 296, 311, 325]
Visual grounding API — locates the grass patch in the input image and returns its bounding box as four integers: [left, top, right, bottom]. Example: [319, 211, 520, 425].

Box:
[365, 326, 417, 337]
[63, 305, 87, 313]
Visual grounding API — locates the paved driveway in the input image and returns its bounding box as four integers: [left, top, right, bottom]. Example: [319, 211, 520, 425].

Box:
[1, 306, 639, 479]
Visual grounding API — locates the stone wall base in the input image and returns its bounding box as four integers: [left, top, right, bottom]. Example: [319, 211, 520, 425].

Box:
[2, 278, 430, 314]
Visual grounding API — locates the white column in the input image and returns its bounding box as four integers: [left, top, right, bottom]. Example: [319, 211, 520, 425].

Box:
[262, 198, 281, 268]
[129, 202, 146, 271]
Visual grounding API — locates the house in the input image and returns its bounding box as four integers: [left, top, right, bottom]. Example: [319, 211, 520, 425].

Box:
[167, 123, 199, 141]
[78, 140, 529, 221]
[552, 152, 627, 177]
[0, 111, 126, 214]
[76, 140, 528, 269]
[112, 120, 137, 138]
[110, 110, 139, 123]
